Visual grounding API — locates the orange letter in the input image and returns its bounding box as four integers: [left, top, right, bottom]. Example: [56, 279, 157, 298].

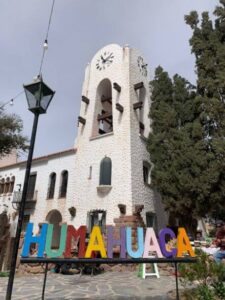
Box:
[177, 228, 195, 257]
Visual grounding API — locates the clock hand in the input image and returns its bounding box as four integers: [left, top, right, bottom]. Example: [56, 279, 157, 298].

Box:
[105, 54, 113, 61]
[101, 55, 106, 63]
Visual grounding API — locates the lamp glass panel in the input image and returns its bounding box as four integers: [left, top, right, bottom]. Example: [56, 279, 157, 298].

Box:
[24, 89, 38, 110]
[40, 95, 53, 111]
[24, 80, 54, 113]
[24, 82, 42, 109]
[39, 83, 54, 111]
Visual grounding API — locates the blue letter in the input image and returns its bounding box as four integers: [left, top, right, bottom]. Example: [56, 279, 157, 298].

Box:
[126, 227, 144, 258]
[21, 223, 48, 257]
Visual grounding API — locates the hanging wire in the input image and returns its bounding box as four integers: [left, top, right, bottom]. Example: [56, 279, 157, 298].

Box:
[38, 0, 56, 76]
[0, 90, 24, 110]
[1, 0, 56, 110]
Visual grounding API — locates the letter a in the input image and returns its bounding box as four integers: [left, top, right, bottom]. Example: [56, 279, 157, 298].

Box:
[143, 228, 163, 258]
[85, 226, 107, 258]
[177, 228, 195, 257]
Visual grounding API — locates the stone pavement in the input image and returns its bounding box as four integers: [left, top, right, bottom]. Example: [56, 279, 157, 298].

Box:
[0, 271, 177, 300]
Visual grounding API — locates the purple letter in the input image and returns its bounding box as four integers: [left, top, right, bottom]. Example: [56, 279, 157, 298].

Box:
[107, 226, 126, 258]
[159, 228, 177, 258]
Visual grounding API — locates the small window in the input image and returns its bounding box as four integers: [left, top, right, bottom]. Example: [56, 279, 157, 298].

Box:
[47, 173, 56, 199]
[59, 170, 68, 198]
[88, 166, 92, 180]
[27, 173, 37, 200]
[146, 212, 158, 232]
[87, 210, 106, 234]
[143, 161, 151, 185]
[99, 157, 112, 185]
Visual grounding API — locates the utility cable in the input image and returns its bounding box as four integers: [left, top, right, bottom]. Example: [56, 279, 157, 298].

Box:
[0, 91, 24, 110]
[1, 0, 56, 110]
[38, 0, 56, 75]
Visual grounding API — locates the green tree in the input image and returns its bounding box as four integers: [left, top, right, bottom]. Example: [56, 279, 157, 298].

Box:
[185, 0, 225, 218]
[148, 0, 225, 227]
[148, 67, 200, 230]
[0, 108, 28, 156]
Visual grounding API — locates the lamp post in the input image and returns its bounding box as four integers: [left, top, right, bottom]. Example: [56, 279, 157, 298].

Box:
[6, 76, 55, 300]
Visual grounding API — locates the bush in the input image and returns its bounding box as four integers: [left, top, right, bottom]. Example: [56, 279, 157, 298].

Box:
[213, 281, 225, 299]
[0, 272, 9, 277]
[179, 249, 225, 300]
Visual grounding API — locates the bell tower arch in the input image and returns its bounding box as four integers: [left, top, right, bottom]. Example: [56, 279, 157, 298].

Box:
[92, 78, 113, 136]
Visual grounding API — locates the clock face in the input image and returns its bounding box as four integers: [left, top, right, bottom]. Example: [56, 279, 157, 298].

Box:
[96, 51, 114, 70]
[137, 56, 148, 77]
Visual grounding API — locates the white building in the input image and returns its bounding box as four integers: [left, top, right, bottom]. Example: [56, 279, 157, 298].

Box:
[0, 44, 166, 239]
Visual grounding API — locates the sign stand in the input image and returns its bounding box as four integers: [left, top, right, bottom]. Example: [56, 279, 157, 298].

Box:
[20, 257, 196, 300]
[142, 263, 160, 279]
[42, 263, 48, 300]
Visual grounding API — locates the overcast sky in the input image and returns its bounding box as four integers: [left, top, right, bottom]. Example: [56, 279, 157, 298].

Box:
[0, 0, 216, 158]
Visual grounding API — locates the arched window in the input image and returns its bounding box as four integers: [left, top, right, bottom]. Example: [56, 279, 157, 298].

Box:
[99, 157, 112, 185]
[9, 176, 15, 193]
[139, 87, 146, 135]
[59, 170, 68, 198]
[46, 209, 62, 248]
[4, 177, 10, 194]
[47, 173, 56, 199]
[0, 179, 5, 195]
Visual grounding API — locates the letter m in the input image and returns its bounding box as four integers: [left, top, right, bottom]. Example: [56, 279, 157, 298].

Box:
[64, 225, 86, 258]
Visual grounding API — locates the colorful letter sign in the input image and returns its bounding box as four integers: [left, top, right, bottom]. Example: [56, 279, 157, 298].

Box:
[21, 223, 195, 259]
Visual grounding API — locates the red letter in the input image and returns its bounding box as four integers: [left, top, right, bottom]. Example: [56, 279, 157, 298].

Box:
[64, 225, 86, 258]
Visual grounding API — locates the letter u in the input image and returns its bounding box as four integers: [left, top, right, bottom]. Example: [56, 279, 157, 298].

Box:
[45, 224, 67, 258]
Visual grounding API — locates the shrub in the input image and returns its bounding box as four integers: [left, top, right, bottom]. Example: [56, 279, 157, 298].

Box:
[179, 249, 225, 300]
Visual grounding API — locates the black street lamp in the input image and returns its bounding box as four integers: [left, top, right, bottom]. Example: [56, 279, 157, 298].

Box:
[6, 76, 55, 300]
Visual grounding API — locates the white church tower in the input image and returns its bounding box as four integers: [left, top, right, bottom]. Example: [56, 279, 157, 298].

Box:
[74, 44, 165, 230]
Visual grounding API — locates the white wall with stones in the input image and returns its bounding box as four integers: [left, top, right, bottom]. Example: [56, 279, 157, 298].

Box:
[0, 44, 167, 234]
[73, 44, 166, 228]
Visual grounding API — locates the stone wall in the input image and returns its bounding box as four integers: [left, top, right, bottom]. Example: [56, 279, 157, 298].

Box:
[112, 205, 145, 254]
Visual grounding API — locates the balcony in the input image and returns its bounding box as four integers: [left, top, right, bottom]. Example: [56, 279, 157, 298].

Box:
[12, 190, 37, 210]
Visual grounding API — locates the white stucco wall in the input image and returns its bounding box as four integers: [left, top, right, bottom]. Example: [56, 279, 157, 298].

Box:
[0, 150, 76, 233]
[73, 44, 133, 227]
[0, 44, 167, 232]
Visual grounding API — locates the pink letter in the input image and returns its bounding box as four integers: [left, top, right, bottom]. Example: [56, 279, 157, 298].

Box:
[143, 228, 163, 258]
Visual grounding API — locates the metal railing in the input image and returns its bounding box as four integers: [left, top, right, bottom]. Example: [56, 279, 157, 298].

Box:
[12, 191, 38, 210]
[12, 190, 38, 203]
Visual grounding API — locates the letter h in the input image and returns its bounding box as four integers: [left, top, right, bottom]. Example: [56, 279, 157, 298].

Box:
[107, 226, 126, 258]
[21, 223, 48, 257]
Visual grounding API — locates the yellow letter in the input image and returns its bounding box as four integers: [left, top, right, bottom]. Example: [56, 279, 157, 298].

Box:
[85, 226, 107, 258]
[177, 228, 195, 257]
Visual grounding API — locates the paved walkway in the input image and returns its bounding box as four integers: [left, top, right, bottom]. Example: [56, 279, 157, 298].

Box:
[0, 271, 176, 299]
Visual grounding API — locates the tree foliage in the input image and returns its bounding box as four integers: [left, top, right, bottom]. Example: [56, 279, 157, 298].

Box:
[148, 1, 225, 224]
[0, 108, 28, 156]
